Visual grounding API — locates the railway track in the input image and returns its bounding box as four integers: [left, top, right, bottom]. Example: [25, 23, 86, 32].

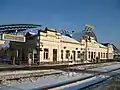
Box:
[0, 62, 117, 71]
[31, 68, 120, 90]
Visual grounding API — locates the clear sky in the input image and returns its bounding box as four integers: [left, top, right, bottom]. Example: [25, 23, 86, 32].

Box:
[0, 0, 120, 48]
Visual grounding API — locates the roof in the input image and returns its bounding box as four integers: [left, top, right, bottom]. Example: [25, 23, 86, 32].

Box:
[102, 43, 119, 52]
[0, 24, 41, 33]
[24, 27, 41, 37]
[98, 43, 107, 48]
[76, 30, 97, 42]
[0, 24, 41, 27]
[45, 27, 56, 32]
[111, 44, 120, 52]
[101, 43, 109, 46]
[83, 30, 97, 41]
[61, 35, 79, 44]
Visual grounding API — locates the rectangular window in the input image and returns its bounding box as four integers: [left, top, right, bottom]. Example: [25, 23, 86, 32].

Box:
[91, 52, 93, 59]
[88, 52, 90, 58]
[44, 48, 49, 59]
[104, 53, 105, 58]
[66, 50, 70, 59]
[106, 53, 108, 58]
[77, 51, 80, 58]
[61, 50, 63, 59]
[94, 52, 96, 58]
[98, 52, 100, 59]
[101, 52, 102, 58]
[82, 51, 85, 57]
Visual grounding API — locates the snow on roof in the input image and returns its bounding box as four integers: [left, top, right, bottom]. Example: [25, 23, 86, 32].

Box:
[48, 28, 56, 31]
[45, 27, 56, 32]
[24, 27, 41, 36]
[98, 43, 107, 48]
[61, 35, 79, 44]
[56, 33, 61, 35]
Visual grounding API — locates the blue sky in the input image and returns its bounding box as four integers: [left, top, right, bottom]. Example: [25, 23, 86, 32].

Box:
[0, 0, 120, 48]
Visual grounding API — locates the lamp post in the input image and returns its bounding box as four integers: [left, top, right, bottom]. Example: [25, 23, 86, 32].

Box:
[84, 35, 89, 63]
[67, 52, 70, 76]
[84, 24, 94, 63]
[37, 30, 40, 65]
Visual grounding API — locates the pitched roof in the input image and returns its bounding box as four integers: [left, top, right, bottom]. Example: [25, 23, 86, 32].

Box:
[61, 35, 79, 44]
[101, 43, 109, 46]
[24, 27, 41, 37]
[98, 43, 107, 48]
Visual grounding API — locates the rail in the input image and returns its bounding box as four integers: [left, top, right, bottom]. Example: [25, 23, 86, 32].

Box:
[30, 68, 120, 90]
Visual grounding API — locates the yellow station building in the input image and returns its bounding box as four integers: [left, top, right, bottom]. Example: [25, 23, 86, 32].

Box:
[0, 24, 114, 65]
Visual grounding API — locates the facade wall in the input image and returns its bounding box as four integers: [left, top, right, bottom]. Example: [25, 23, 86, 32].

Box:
[5, 28, 114, 64]
[108, 45, 114, 59]
[80, 38, 108, 62]
[60, 41, 82, 62]
[39, 30, 61, 63]
[38, 29, 114, 63]
[39, 29, 86, 63]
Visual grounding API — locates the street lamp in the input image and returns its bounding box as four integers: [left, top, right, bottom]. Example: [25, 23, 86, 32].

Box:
[84, 35, 89, 63]
[37, 30, 41, 65]
[68, 53, 69, 76]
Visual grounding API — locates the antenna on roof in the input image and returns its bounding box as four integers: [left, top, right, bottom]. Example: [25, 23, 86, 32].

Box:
[61, 29, 74, 38]
[64, 30, 66, 34]
[72, 31, 74, 33]
[61, 30, 63, 34]
[66, 30, 69, 35]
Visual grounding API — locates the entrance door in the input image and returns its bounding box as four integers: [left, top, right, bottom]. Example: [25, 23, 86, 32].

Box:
[53, 49, 57, 62]
[72, 51, 76, 61]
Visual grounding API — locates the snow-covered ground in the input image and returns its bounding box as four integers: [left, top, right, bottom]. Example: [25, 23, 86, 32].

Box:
[69, 62, 120, 71]
[50, 70, 120, 90]
[90, 63, 120, 72]
[48, 75, 109, 90]
[0, 62, 119, 76]
[0, 71, 92, 90]
[0, 69, 56, 76]
[0, 62, 120, 90]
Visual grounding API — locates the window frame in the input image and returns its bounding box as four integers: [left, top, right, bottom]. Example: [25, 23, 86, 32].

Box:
[66, 50, 70, 59]
[61, 50, 63, 59]
[44, 48, 49, 59]
[77, 51, 81, 58]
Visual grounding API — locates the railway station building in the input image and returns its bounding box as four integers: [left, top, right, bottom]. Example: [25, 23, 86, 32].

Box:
[0, 24, 115, 65]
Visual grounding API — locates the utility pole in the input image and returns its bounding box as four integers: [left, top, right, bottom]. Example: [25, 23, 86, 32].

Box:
[37, 29, 40, 65]
[84, 35, 88, 63]
[85, 37, 87, 63]
[67, 52, 70, 76]
[84, 24, 94, 63]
